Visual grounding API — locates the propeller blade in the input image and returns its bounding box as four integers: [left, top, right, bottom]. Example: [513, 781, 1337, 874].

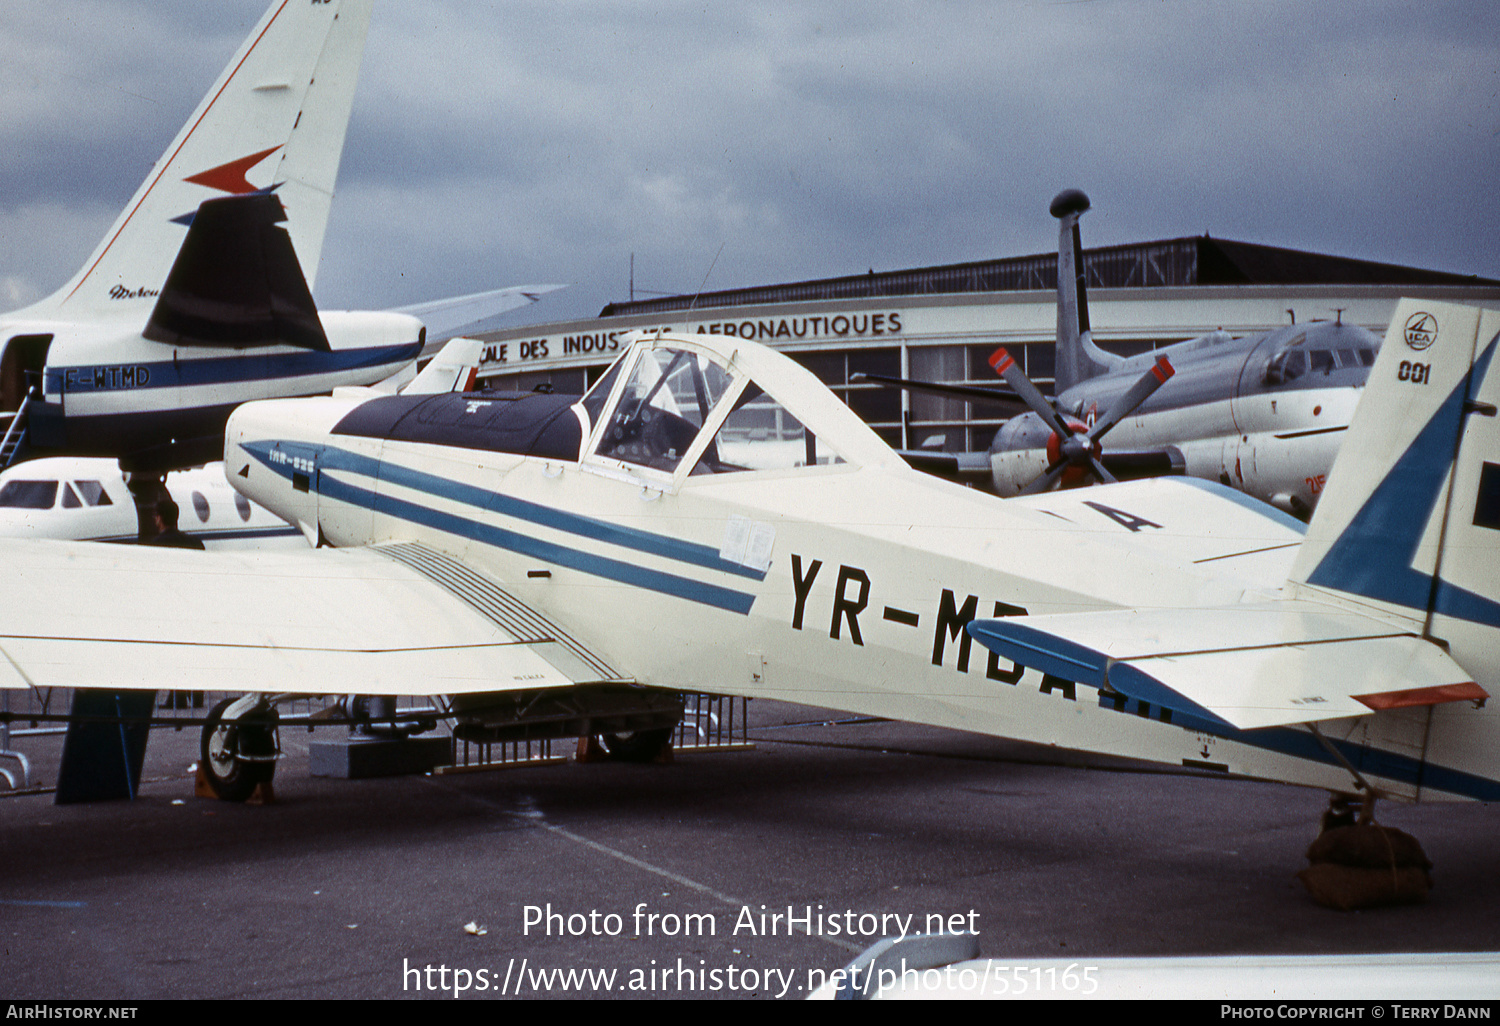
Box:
[850, 372, 1032, 410]
[1020, 460, 1070, 496]
[1087, 355, 1175, 443]
[989, 348, 1074, 439]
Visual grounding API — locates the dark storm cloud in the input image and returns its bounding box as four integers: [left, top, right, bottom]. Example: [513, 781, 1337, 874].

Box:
[4, 0, 1497, 320]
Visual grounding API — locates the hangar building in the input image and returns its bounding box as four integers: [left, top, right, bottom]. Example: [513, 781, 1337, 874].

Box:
[473, 236, 1500, 455]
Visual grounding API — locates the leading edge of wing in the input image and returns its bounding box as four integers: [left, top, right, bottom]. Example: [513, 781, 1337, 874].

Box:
[0, 539, 624, 697]
[966, 603, 1485, 731]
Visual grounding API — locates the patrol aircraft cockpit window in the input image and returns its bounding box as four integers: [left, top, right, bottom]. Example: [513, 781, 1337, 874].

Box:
[596, 347, 734, 473]
[1263, 350, 1307, 386]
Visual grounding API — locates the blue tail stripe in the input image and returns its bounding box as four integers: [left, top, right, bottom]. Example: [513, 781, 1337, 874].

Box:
[1307, 335, 1500, 628]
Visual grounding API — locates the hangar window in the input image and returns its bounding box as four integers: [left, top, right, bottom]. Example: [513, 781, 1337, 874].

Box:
[0, 480, 57, 509]
[789, 348, 901, 447]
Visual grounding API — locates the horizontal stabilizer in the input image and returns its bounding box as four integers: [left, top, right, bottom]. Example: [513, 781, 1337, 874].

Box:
[143, 193, 329, 351]
[967, 603, 1485, 730]
[0, 540, 623, 698]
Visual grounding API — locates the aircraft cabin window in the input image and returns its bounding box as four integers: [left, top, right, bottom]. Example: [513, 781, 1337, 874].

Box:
[61, 484, 82, 509]
[693, 385, 845, 474]
[192, 491, 211, 523]
[596, 347, 733, 472]
[235, 493, 253, 522]
[72, 481, 111, 506]
[0, 480, 58, 509]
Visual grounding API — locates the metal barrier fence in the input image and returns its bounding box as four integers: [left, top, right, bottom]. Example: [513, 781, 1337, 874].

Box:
[0, 688, 752, 791]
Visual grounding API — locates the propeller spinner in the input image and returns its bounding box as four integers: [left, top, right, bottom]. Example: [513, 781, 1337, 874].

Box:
[988, 347, 1175, 495]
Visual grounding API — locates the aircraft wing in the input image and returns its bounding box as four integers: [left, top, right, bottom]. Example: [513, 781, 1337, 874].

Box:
[395, 285, 568, 344]
[966, 601, 1486, 731]
[0, 539, 624, 697]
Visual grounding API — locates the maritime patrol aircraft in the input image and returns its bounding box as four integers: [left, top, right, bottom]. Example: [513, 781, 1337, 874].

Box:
[0, 295, 1492, 826]
[0, 0, 560, 477]
[872, 191, 1379, 516]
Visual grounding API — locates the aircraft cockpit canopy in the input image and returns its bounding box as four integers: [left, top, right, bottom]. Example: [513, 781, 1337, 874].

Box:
[1262, 334, 1376, 387]
[586, 339, 847, 478]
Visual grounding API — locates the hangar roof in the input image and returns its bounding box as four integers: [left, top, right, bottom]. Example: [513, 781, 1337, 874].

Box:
[600, 237, 1499, 318]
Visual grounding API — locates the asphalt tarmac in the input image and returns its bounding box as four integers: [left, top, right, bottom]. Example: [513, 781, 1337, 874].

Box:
[2, 700, 1498, 1000]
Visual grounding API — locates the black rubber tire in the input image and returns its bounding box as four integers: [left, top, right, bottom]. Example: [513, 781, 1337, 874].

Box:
[200, 697, 277, 802]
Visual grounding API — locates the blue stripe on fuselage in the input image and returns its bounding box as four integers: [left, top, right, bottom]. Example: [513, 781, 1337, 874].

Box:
[1126, 697, 1500, 801]
[47, 342, 423, 395]
[243, 441, 761, 614]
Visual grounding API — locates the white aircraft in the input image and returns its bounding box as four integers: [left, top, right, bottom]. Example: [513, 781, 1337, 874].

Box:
[0, 0, 561, 477]
[875, 191, 1379, 516]
[0, 337, 489, 548]
[0, 458, 300, 549]
[0, 299, 1492, 830]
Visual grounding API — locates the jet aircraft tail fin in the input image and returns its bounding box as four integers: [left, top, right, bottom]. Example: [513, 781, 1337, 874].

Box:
[1050, 189, 1123, 393]
[1289, 299, 1500, 636]
[39, 0, 372, 319]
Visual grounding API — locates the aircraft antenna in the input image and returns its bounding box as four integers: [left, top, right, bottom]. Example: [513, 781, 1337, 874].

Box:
[686, 243, 726, 314]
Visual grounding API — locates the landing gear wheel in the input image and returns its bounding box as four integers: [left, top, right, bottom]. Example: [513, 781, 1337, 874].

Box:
[200, 697, 278, 802]
[597, 727, 674, 763]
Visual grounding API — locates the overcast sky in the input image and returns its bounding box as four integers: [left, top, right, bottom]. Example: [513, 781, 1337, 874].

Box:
[3, 0, 1497, 328]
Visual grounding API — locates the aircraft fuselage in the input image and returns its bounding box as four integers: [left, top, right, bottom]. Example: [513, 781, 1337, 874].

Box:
[990, 320, 1378, 512]
[224, 331, 1500, 805]
[2, 310, 422, 473]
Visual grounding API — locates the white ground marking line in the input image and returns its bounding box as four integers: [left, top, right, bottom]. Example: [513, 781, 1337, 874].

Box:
[492, 791, 864, 953]
[531, 820, 862, 953]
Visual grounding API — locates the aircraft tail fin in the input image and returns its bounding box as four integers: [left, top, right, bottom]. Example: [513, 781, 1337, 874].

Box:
[1050, 189, 1122, 394]
[42, 0, 372, 318]
[401, 337, 484, 395]
[1290, 299, 1500, 634]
